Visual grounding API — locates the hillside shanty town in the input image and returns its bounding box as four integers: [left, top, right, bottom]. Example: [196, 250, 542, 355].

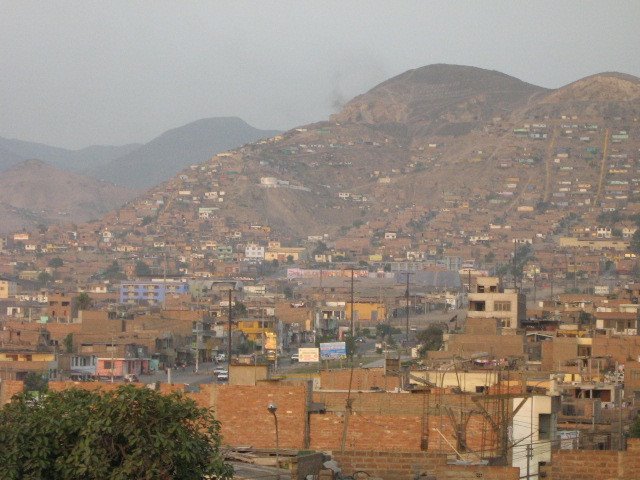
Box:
[5, 211, 640, 480]
[4, 3, 640, 479]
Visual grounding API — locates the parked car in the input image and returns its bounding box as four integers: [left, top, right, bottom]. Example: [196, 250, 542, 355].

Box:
[291, 353, 300, 362]
[215, 353, 227, 363]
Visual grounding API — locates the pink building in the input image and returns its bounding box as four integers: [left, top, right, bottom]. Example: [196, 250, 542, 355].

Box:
[96, 358, 150, 379]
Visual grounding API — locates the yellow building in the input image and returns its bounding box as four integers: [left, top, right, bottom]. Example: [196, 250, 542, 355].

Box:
[0, 279, 17, 299]
[559, 237, 630, 251]
[235, 319, 277, 343]
[264, 247, 306, 262]
[345, 301, 386, 323]
[0, 352, 55, 362]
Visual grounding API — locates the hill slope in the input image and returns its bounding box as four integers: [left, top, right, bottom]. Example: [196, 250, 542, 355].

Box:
[84, 117, 281, 189]
[332, 64, 547, 139]
[96, 65, 640, 242]
[0, 160, 136, 233]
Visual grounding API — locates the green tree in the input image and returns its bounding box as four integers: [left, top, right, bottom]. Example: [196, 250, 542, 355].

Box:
[345, 333, 357, 358]
[0, 385, 233, 480]
[283, 285, 294, 299]
[631, 229, 640, 254]
[23, 372, 48, 394]
[104, 260, 124, 280]
[135, 260, 152, 277]
[629, 415, 640, 438]
[63, 333, 74, 353]
[48, 257, 64, 268]
[37, 271, 53, 286]
[75, 292, 92, 311]
[417, 325, 444, 354]
[312, 241, 328, 256]
[231, 301, 247, 317]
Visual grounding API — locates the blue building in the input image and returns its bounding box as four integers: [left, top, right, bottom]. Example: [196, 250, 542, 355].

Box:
[119, 280, 189, 304]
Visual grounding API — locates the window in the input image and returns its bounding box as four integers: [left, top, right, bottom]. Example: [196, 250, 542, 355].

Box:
[103, 361, 113, 370]
[538, 414, 551, 440]
[494, 301, 512, 312]
[471, 301, 486, 311]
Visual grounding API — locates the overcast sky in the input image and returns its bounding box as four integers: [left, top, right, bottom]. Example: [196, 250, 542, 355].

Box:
[2, 1, 640, 149]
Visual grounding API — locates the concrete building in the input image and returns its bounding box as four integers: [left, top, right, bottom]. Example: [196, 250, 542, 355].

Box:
[244, 243, 265, 260]
[0, 278, 17, 299]
[467, 277, 525, 330]
[119, 280, 189, 304]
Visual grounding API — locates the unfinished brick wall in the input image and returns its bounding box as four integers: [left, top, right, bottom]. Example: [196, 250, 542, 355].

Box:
[593, 336, 640, 364]
[311, 413, 423, 451]
[213, 383, 308, 449]
[549, 439, 640, 480]
[41, 381, 501, 456]
[312, 391, 426, 414]
[311, 391, 500, 454]
[446, 334, 525, 358]
[319, 368, 400, 391]
[0, 380, 24, 405]
[48, 381, 122, 393]
[48, 381, 214, 410]
[333, 451, 519, 480]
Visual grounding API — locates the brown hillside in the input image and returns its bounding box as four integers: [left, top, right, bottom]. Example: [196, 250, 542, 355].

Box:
[0, 159, 137, 233]
[332, 64, 547, 140]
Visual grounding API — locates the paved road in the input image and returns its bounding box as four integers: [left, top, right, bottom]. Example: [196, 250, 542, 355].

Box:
[230, 461, 291, 480]
[141, 361, 227, 386]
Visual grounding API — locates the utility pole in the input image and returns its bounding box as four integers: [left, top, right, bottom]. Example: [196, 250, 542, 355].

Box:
[513, 240, 518, 290]
[110, 335, 115, 383]
[194, 319, 200, 373]
[403, 272, 414, 344]
[227, 288, 233, 372]
[350, 269, 355, 336]
[162, 247, 168, 310]
[525, 443, 532, 480]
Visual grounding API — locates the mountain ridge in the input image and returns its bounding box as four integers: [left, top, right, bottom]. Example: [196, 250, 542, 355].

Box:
[85, 117, 281, 188]
[0, 159, 137, 234]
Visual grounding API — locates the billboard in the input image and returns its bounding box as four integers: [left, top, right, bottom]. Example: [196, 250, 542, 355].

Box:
[264, 332, 277, 351]
[320, 342, 347, 360]
[298, 347, 320, 363]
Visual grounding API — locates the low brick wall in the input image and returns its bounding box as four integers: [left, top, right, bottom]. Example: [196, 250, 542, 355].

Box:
[291, 452, 325, 480]
[333, 451, 519, 480]
[0, 380, 24, 405]
[549, 438, 640, 480]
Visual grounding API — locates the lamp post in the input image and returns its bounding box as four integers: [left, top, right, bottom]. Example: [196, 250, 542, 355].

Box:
[267, 403, 280, 478]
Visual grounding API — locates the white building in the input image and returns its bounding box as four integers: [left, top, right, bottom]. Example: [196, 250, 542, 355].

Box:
[244, 244, 265, 260]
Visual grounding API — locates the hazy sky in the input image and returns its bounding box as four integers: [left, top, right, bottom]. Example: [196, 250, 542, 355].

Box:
[2, 1, 640, 149]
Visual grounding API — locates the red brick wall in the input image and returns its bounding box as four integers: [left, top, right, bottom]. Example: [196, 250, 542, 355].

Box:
[213, 383, 308, 449]
[333, 451, 519, 480]
[41, 381, 501, 456]
[549, 439, 640, 480]
[0, 380, 24, 405]
[311, 414, 423, 451]
[311, 391, 500, 454]
[319, 368, 400, 391]
[593, 336, 640, 364]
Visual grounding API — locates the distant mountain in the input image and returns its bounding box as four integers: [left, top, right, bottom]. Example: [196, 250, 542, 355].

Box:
[0, 159, 136, 234]
[83, 117, 281, 188]
[523, 72, 640, 119]
[96, 64, 640, 240]
[332, 64, 547, 139]
[0, 136, 141, 172]
[0, 145, 26, 171]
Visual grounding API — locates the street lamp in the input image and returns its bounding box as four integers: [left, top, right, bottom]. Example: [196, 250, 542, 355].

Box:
[267, 403, 280, 477]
